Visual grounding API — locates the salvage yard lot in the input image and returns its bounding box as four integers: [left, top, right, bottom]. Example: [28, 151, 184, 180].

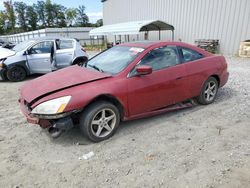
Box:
[0, 57, 249, 187]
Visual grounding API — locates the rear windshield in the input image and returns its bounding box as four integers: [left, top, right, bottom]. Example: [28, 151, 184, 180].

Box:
[87, 46, 144, 75]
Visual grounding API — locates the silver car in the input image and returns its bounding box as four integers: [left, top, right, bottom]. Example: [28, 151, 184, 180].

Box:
[0, 37, 88, 81]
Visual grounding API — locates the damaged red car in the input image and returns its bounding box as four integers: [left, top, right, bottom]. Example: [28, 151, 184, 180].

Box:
[19, 41, 229, 142]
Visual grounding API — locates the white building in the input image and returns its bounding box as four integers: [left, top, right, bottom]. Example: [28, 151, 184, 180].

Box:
[102, 0, 250, 55]
[0, 27, 103, 46]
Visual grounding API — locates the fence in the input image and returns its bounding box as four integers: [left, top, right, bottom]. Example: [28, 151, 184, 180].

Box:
[0, 27, 104, 46]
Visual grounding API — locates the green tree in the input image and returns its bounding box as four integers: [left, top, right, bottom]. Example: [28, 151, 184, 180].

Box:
[14, 1, 27, 32]
[35, 1, 46, 27]
[66, 8, 77, 26]
[0, 11, 7, 34]
[96, 19, 103, 27]
[53, 4, 67, 27]
[45, 0, 53, 27]
[26, 5, 38, 30]
[3, 1, 16, 31]
[76, 5, 89, 26]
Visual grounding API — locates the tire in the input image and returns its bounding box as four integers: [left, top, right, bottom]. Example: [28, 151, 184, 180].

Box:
[80, 101, 120, 142]
[197, 77, 218, 105]
[0, 68, 8, 81]
[6, 66, 26, 82]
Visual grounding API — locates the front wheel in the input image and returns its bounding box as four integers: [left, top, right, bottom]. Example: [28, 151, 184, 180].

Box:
[80, 101, 120, 142]
[197, 77, 218, 105]
[6, 66, 26, 82]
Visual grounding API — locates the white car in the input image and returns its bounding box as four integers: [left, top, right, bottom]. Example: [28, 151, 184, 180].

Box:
[0, 37, 88, 81]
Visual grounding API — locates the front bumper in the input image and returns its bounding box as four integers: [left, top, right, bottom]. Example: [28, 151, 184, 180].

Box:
[19, 98, 74, 129]
[19, 98, 51, 128]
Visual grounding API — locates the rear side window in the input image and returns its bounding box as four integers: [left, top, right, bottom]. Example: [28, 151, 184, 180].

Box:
[57, 40, 74, 49]
[181, 47, 204, 62]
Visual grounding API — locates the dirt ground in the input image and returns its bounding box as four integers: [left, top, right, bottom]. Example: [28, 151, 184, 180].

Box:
[0, 57, 250, 188]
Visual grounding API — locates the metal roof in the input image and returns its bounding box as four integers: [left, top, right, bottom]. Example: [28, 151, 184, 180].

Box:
[89, 20, 174, 36]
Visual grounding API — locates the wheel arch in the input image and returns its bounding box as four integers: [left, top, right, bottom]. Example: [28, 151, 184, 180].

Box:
[198, 74, 221, 97]
[6, 61, 30, 75]
[84, 94, 125, 121]
[210, 74, 220, 86]
[71, 56, 88, 65]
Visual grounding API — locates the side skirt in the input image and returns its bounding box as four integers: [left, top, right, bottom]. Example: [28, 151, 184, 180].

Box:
[123, 99, 197, 121]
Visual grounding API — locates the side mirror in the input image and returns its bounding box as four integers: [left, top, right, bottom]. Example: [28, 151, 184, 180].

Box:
[23, 49, 31, 55]
[136, 65, 152, 76]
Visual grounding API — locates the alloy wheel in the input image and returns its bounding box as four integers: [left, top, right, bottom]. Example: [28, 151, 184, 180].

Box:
[90, 108, 117, 138]
[204, 81, 217, 102]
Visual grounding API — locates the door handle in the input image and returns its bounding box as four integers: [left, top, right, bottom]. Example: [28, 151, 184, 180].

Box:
[176, 77, 182, 80]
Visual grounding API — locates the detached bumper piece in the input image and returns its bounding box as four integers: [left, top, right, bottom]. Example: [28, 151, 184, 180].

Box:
[53, 117, 74, 131]
[48, 117, 74, 138]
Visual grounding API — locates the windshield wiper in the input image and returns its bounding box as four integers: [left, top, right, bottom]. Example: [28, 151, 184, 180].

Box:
[88, 64, 104, 73]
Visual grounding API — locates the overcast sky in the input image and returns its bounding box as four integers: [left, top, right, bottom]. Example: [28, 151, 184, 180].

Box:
[0, 0, 103, 23]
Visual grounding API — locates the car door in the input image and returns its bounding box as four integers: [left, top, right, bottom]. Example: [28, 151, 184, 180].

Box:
[127, 45, 190, 116]
[26, 41, 54, 74]
[55, 39, 75, 68]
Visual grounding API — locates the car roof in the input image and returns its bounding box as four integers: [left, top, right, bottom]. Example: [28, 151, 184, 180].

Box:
[119, 41, 160, 48]
[120, 41, 212, 56]
[120, 41, 194, 48]
[23, 37, 76, 43]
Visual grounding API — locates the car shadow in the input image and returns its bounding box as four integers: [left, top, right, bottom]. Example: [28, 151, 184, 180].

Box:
[214, 86, 236, 104]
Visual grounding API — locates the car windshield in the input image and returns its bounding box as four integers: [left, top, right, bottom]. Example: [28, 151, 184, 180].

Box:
[86, 46, 144, 74]
[13, 40, 34, 52]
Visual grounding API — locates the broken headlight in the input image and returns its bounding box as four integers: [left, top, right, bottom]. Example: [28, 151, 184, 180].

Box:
[31, 96, 72, 115]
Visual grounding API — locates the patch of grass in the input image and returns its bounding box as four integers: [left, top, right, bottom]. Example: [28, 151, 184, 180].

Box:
[83, 44, 106, 51]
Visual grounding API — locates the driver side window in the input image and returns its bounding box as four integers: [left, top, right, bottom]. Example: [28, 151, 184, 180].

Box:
[130, 46, 180, 76]
[30, 41, 54, 54]
[140, 46, 180, 71]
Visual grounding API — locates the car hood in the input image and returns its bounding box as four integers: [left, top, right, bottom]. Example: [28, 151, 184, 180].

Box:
[20, 66, 111, 103]
[0, 48, 15, 59]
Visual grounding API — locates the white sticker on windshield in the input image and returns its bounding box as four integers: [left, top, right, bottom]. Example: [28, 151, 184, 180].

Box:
[129, 47, 144, 54]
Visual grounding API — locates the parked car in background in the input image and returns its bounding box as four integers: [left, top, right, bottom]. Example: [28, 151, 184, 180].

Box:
[0, 39, 5, 46]
[19, 41, 229, 142]
[0, 41, 16, 49]
[0, 37, 88, 81]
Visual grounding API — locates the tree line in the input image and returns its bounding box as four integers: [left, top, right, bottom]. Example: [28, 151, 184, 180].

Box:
[0, 0, 103, 35]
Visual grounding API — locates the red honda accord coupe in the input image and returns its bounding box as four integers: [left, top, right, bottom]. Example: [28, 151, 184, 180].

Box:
[19, 41, 229, 142]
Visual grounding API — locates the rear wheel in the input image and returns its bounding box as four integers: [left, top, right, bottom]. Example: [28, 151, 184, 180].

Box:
[197, 77, 218, 105]
[80, 101, 120, 142]
[6, 66, 26, 82]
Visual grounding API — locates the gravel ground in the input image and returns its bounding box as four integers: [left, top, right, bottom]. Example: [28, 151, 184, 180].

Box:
[0, 57, 250, 188]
